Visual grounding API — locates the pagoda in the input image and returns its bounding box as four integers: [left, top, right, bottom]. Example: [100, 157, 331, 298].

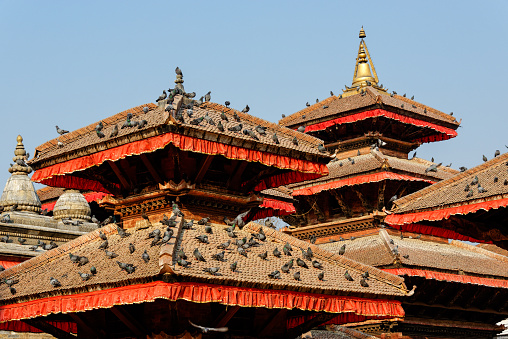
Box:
[280, 28, 459, 242]
[0, 70, 416, 338]
[277, 28, 508, 338]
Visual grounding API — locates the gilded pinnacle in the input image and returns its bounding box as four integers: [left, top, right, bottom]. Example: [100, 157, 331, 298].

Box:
[359, 27, 366, 39]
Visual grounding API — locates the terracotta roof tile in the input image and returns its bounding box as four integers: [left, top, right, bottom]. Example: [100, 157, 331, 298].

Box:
[260, 187, 294, 201]
[319, 230, 508, 279]
[31, 98, 327, 167]
[393, 152, 508, 213]
[36, 186, 65, 202]
[0, 216, 409, 305]
[279, 87, 459, 129]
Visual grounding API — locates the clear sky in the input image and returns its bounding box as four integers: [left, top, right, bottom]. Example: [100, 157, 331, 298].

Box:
[0, 1, 507, 191]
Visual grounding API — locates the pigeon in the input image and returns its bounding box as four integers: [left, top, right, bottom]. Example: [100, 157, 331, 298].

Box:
[225, 101, 230, 108]
[228, 124, 243, 133]
[310, 235, 316, 244]
[466, 189, 474, 198]
[127, 243, 135, 254]
[211, 251, 225, 261]
[297, 258, 309, 269]
[117, 226, 130, 238]
[147, 229, 161, 239]
[243, 128, 259, 140]
[104, 250, 119, 259]
[29, 245, 37, 251]
[217, 240, 231, 250]
[294, 271, 301, 281]
[292, 137, 299, 146]
[312, 260, 323, 269]
[362, 271, 370, 280]
[338, 244, 346, 255]
[237, 246, 248, 257]
[176, 249, 187, 260]
[182, 219, 194, 230]
[297, 126, 305, 133]
[360, 277, 369, 287]
[242, 105, 250, 113]
[50, 277, 61, 287]
[494, 177, 499, 183]
[233, 112, 241, 122]
[316, 98, 319, 103]
[302, 248, 312, 261]
[151, 234, 161, 246]
[188, 320, 228, 333]
[204, 113, 215, 126]
[459, 166, 467, 172]
[471, 176, 479, 185]
[69, 253, 80, 263]
[177, 258, 191, 267]
[203, 267, 220, 275]
[125, 265, 136, 274]
[273, 247, 281, 258]
[478, 184, 487, 193]
[190, 117, 204, 125]
[204, 91, 211, 102]
[175, 67, 183, 75]
[495, 150, 501, 157]
[272, 133, 280, 144]
[283, 246, 292, 256]
[143, 106, 149, 113]
[9, 287, 16, 295]
[255, 125, 267, 135]
[318, 272, 324, 280]
[56, 126, 69, 135]
[142, 250, 150, 263]
[193, 248, 206, 262]
[98, 230, 107, 241]
[156, 90, 167, 102]
[0, 214, 11, 223]
[195, 235, 209, 244]
[41, 208, 49, 216]
[425, 163, 441, 173]
[98, 240, 108, 250]
[230, 261, 238, 272]
[17, 237, 26, 245]
[268, 270, 281, 279]
[344, 270, 354, 281]
[161, 230, 173, 244]
[198, 217, 210, 225]
[286, 259, 294, 269]
[318, 144, 327, 153]
[389, 195, 397, 203]
[204, 225, 213, 234]
[258, 251, 268, 260]
[217, 121, 225, 132]
[78, 272, 92, 281]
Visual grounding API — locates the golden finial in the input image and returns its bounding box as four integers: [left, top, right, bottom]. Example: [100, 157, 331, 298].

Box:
[359, 26, 366, 39]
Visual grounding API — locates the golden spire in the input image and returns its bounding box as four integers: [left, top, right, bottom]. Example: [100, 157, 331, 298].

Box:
[343, 27, 386, 94]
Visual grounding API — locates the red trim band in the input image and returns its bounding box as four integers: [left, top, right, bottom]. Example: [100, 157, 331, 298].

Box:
[32, 133, 328, 193]
[388, 223, 491, 244]
[292, 172, 435, 196]
[304, 109, 457, 143]
[383, 268, 508, 289]
[386, 198, 508, 225]
[0, 281, 404, 323]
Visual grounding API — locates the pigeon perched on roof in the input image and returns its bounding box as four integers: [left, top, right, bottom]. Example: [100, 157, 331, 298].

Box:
[273, 247, 281, 258]
[175, 67, 183, 75]
[190, 117, 204, 125]
[104, 250, 119, 259]
[297, 126, 305, 133]
[242, 105, 250, 113]
[483, 155, 488, 162]
[255, 125, 267, 135]
[425, 163, 441, 173]
[78, 272, 92, 281]
[204, 113, 215, 126]
[494, 150, 500, 157]
[318, 144, 327, 153]
[0, 214, 11, 223]
[230, 261, 237, 272]
[50, 277, 61, 288]
[478, 184, 487, 194]
[156, 90, 167, 102]
[243, 129, 259, 140]
[228, 124, 243, 133]
[195, 235, 209, 244]
[117, 226, 130, 238]
[297, 258, 309, 269]
[306, 102, 310, 107]
[258, 251, 268, 260]
[204, 91, 211, 102]
[338, 244, 346, 255]
[268, 270, 281, 279]
[344, 270, 354, 281]
[193, 248, 206, 262]
[312, 260, 323, 269]
[294, 271, 301, 281]
[142, 250, 150, 263]
[56, 126, 69, 135]
[471, 176, 479, 185]
[272, 133, 280, 144]
[129, 243, 135, 254]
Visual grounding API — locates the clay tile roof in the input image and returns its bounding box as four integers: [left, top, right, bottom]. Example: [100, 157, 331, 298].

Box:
[0, 216, 409, 304]
[260, 187, 294, 201]
[320, 230, 508, 279]
[393, 151, 508, 213]
[31, 98, 328, 167]
[306, 328, 378, 339]
[36, 186, 65, 202]
[286, 150, 456, 190]
[279, 87, 459, 129]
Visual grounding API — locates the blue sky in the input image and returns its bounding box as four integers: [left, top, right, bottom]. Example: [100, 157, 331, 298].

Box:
[0, 1, 507, 191]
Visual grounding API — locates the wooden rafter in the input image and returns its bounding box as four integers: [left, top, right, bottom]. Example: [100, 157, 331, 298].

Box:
[119, 158, 137, 188]
[108, 161, 131, 190]
[110, 306, 146, 337]
[352, 187, 372, 212]
[227, 161, 248, 190]
[194, 155, 214, 184]
[257, 309, 287, 338]
[69, 313, 101, 338]
[286, 312, 337, 338]
[22, 319, 76, 339]
[329, 190, 352, 218]
[305, 195, 326, 221]
[405, 301, 508, 316]
[140, 153, 163, 183]
[213, 305, 240, 328]
[377, 181, 386, 211]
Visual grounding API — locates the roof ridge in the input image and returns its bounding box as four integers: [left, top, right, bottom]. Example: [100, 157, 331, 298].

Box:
[244, 223, 407, 290]
[278, 95, 340, 126]
[388, 94, 458, 125]
[0, 223, 118, 279]
[450, 240, 508, 264]
[393, 152, 508, 210]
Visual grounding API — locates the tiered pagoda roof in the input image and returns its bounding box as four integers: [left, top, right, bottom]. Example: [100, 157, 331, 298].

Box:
[387, 151, 508, 249]
[0, 214, 411, 337]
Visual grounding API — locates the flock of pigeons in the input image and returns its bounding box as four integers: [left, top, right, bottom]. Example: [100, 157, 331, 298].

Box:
[170, 204, 371, 289]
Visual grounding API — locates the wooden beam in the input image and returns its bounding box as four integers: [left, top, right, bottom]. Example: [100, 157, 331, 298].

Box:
[257, 309, 287, 338]
[304, 195, 326, 222]
[329, 190, 352, 218]
[213, 305, 240, 328]
[22, 319, 76, 339]
[69, 313, 101, 338]
[286, 312, 337, 338]
[108, 161, 131, 190]
[352, 187, 372, 212]
[140, 153, 163, 183]
[404, 301, 508, 316]
[377, 181, 386, 211]
[110, 306, 146, 337]
[227, 161, 248, 190]
[194, 155, 214, 184]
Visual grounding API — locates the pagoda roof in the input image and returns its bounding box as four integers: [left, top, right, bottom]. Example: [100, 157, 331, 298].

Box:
[319, 229, 508, 282]
[0, 216, 410, 307]
[279, 87, 459, 132]
[31, 98, 327, 169]
[389, 151, 508, 215]
[287, 150, 457, 195]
